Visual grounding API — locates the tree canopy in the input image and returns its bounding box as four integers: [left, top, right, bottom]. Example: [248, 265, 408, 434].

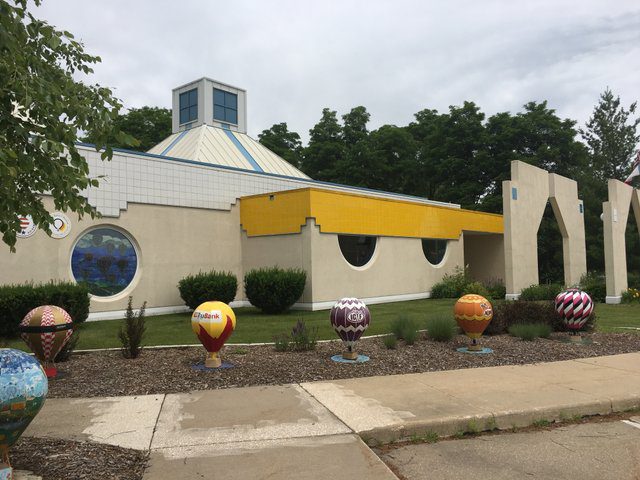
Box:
[258, 90, 638, 281]
[0, 0, 134, 250]
[83, 106, 171, 152]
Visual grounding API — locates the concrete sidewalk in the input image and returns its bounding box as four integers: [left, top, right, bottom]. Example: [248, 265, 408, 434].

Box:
[23, 352, 640, 479]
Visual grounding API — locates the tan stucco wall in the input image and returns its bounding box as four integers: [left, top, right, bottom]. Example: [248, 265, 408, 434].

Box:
[503, 161, 550, 296]
[463, 234, 505, 284]
[307, 220, 464, 303]
[548, 173, 587, 286]
[0, 198, 243, 313]
[603, 180, 639, 302]
[503, 161, 586, 297]
[240, 224, 313, 303]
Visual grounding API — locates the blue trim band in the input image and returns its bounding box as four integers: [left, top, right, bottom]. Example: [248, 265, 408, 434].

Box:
[222, 129, 264, 172]
[75, 142, 458, 208]
[159, 129, 190, 156]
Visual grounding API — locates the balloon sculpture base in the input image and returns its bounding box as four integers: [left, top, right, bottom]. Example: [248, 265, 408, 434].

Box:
[559, 334, 592, 345]
[192, 361, 234, 371]
[457, 347, 493, 354]
[331, 354, 370, 363]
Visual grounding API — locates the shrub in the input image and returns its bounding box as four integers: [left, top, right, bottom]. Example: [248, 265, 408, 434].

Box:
[391, 315, 419, 344]
[488, 299, 596, 334]
[484, 279, 506, 300]
[382, 335, 397, 349]
[290, 319, 317, 351]
[244, 267, 306, 314]
[273, 334, 290, 352]
[628, 272, 640, 289]
[508, 323, 552, 341]
[486, 300, 559, 335]
[622, 288, 640, 304]
[55, 330, 80, 362]
[426, 316, 457, 342]
[178, 271, 237, 309]
[430, 267, 469, 299]
[119, 297, 146, 359]
[273, 319, 317, 352]
[578, 271, 606, 303]
[462, 281, 490, 298]
[519, 283, 563, 301]
[0, 281, 89, 337]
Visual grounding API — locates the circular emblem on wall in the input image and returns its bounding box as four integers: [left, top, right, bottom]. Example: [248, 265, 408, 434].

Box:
[16, 215, 37, 238]
[49, 212, 71, 239]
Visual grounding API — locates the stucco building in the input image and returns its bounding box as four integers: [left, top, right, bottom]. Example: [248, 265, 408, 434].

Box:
[2, 78, 504, 319]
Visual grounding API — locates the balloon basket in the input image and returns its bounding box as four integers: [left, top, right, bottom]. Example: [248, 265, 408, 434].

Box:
[44, 365, 58, 378]
[191, 361, 234, 371]
[205, 356, 222, 368]
[456, 347, 493, 354]
[331, 354, 369, 363]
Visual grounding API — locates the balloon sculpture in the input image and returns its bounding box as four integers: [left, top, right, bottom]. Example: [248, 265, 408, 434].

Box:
[555, 289, 593, 334]
[330, 297, 370, 360]
[191, 301, 236, 368]
[18, 305, 74, 378]
[454, 294, 493, 352]
[0, 349, 48, 476]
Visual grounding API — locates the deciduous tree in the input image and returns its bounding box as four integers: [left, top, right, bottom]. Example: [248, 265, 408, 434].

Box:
[0, 0, 134, 250]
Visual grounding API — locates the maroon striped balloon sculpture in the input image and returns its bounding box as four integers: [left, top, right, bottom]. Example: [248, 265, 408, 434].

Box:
[554, 289, 593, 331]
[330, 298, 370, 359]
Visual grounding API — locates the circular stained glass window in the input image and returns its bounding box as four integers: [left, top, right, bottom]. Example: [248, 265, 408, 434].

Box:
[422, 239, 447, 265]
[338, 235, 377, 267]
[71, 227, 138, 297]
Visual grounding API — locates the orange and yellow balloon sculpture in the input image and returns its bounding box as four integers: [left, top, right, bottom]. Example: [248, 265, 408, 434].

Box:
[191, 301, 236, 368]
[454, 294, 493, 352]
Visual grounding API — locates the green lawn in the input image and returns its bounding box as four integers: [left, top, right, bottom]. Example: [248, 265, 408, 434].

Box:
[5, 299, 639, 351]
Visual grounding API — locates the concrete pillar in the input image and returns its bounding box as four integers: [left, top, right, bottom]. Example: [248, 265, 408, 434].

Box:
[503, 161, 549, 299]
[549, 173, 587, 287]
[603, 180, 635, 303]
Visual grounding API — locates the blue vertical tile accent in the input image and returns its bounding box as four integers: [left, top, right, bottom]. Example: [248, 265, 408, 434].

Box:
[512, 187, 518, 200]
[222, 128, 264, 172]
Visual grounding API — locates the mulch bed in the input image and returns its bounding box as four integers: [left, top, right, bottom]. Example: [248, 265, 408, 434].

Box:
[11, 437, 147, 480]
[48, 332, 640, 398]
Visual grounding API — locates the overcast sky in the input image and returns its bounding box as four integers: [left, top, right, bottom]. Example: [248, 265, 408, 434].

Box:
[36, 0, 640, 143]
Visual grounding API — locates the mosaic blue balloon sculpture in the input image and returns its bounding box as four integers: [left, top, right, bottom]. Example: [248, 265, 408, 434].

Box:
[0, 349, 48, 467]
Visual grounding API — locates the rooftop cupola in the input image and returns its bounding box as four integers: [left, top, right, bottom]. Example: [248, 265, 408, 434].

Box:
[171, 77, 247, 134]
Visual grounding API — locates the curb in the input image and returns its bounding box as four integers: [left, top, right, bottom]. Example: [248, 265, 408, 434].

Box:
[358, 396, 640, 446]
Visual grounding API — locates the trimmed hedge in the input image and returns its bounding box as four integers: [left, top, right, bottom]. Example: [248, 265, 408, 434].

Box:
[0, 282, 90, 337]
[486, 299, 595, 335]
[578, 271, 606, 303]
[244, 267, 306, 314]
[178, 271, 238, 309]
[519, 283, 563, 301]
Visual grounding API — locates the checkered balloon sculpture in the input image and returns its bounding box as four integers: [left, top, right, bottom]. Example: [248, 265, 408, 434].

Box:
[18, 305, 73, 378]
[330, 298, 370, 360]
[554, 289, 593, 331]
[0, 349, 48, 473]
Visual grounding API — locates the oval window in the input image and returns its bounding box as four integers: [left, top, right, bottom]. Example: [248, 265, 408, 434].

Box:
[422, 239, 447, 265]
[338, 235, 377, 267]
[71, 227, 138, 297]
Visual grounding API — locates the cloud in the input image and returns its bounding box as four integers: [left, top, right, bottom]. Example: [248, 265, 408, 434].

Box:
[35, 0, 640, 143]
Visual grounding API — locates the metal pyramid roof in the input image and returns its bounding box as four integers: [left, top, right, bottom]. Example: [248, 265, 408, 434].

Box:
[147, 124, 309, 179]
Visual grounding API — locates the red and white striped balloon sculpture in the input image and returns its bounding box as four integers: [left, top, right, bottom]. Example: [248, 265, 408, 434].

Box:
[554, 289, 593, 331]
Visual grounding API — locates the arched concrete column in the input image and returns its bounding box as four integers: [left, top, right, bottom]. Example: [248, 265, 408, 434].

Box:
[603, 180, 635, 303]
[503, 161, 549, 299]
[549, 173, 587, 287]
